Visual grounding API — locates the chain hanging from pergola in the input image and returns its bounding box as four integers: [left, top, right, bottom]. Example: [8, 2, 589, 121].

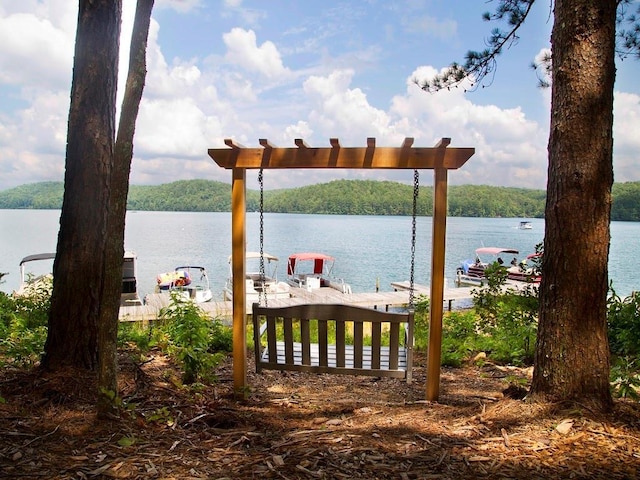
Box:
[255, 167, 420, 310]
[208, 137, 475, 401]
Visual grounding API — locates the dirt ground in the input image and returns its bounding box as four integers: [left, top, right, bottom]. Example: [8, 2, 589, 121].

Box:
[1, 351, 640, 480]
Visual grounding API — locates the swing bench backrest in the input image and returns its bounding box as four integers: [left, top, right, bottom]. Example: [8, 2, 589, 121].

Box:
[252, 303, 414, 382]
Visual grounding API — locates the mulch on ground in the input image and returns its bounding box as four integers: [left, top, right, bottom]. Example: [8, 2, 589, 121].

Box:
[1, 351, 640, 479]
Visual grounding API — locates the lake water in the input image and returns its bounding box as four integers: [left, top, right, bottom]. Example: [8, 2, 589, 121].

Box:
[1, 209, 638, 299]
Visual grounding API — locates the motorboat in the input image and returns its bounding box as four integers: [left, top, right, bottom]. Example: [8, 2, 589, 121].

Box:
[223, 252, 291, 303]
[455, 247, 540, 287]
[15, 251, 143, 306]
[121, 251, 144, 306]
[519, 221, 533, 230]
[156, 265, 213, 303]
[286, 252, 352, 294]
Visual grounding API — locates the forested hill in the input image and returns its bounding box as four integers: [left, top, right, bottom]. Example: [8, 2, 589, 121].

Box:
[1, 179, 640, 221]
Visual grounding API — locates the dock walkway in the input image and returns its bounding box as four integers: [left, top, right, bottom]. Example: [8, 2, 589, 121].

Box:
[118, 283, 477, 323]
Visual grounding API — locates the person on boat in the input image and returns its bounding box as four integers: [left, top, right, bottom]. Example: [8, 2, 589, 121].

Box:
[511, 257, 518, 266]
[497, 257, 504, 265]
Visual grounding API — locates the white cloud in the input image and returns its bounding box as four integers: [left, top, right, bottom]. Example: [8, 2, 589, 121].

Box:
[613, 91, 640, 183]
[223, 28, 291, 80]
[0, 9, 73, 89]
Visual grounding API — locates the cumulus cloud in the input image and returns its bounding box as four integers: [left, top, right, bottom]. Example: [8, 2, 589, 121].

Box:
[223, 28, 291, 80]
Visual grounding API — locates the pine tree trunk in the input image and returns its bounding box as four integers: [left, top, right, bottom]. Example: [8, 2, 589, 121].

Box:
[97, 0, 154, 418]
[42, 0, 121, 370]
[532, 0, 616, 411]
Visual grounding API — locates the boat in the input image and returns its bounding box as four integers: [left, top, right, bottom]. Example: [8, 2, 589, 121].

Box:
[155, 265, 213, 303]
[14, 252, 55, 297]
[455, 247, 540, 287]
[223, 252, 291, 303]
[15, 251, 143, 306]
[121, 251, 144, 306]
[519, 221, 533, 230]
[286, 252, 352, 294]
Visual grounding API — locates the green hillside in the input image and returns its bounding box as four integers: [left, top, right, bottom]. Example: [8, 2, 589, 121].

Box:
[1, 179, 639, 221]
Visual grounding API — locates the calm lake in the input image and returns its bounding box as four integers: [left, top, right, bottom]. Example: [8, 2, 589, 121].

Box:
[1, 209, 638, 300]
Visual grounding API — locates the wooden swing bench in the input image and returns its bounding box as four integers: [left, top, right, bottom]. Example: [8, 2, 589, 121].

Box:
[252, 303, 415, 382]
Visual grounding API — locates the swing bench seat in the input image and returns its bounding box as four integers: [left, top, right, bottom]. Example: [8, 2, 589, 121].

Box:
[252, 303, 414, 382]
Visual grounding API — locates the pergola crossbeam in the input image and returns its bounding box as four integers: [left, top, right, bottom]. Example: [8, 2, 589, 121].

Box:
[209, 137, 473, 170]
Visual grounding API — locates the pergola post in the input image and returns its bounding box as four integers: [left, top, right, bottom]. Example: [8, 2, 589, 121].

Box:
[231, 167, 247, 398]
[427, 166, 448, 401]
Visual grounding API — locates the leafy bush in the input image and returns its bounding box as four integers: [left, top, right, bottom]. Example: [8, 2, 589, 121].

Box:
[607, 288, 640, 357]
[0, 282, 51, 368]
[440, 311, 480, 367]
[610, 356, 640, 400]
[158, 292, 231, 384]
[472, 267, 539, 366]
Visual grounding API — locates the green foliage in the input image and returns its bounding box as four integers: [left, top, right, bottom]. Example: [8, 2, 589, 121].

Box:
[472, 266, 539, 366]
[610, 356, 640, 400]
[158, 292, 231, 384]
[118, 322, 154, 354]
[607, 288, 640, 399]
[3, 179, 640, 220]
[607, 288, 640, 357]
[440, 311, 480, 367]
[127, 179, 232, 212]
[11, 276, 53, 329]
[0, 278, 51, 368]
[414, 264, 539, 366]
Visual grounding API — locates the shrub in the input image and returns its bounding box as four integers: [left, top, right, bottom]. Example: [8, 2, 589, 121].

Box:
[607, 288, 640, 357]
[158, 292, 231, 384]
[0, 285, 50, 368]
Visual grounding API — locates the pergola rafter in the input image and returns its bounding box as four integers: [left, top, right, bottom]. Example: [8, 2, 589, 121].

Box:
[208, 137, 475, 401]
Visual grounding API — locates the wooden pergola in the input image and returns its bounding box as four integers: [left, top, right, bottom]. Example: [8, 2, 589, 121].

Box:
[208, 137, 474, 400]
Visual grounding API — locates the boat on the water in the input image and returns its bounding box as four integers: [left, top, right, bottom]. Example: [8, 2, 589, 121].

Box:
[15, 251, 143, 306]
[156, 265, 213, 303]
[223, 252, 291, 303]
[286, 252, 352, 294]
[519, 221, 533, 230]
[455, 247, 540, 287]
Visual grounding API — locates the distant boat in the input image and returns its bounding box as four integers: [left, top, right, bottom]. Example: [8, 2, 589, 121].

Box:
[156, 265, 213, 303]
[519, 221, 533, 230]
[286, 252, 352, 294]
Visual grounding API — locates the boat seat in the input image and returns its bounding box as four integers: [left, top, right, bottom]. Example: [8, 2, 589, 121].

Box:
[252, 303, 414, 382]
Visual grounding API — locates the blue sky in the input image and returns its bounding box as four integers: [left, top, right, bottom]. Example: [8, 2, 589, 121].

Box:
[0, 0, 638, 192]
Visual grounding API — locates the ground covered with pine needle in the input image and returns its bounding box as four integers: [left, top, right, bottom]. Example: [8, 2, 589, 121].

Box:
[1, 350, 640, 479]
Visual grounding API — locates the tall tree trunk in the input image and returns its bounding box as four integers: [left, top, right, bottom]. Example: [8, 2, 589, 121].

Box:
[98, 0, 154, 418]
[42, 0, 122, 370]
[532, 0, 616, 411]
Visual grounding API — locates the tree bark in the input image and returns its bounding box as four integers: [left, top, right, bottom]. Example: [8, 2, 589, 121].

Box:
[42, 0, 122, 370]
[532, 0, 616, 411]
[97, 0, 154, 418]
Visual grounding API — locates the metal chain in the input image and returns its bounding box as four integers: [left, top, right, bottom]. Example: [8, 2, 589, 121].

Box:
[258, 168, 266, 306]
[409, 169, 419, 310]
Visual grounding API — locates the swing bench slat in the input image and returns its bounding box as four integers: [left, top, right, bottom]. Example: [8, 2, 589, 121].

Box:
[252, 303, 414, 382]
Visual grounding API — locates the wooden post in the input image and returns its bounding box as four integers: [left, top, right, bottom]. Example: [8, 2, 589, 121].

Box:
[426, 162, 448, 401]
[231, 167, 247, 398]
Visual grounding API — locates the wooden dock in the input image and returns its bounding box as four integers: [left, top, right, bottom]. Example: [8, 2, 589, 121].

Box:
[118, 283, 477, 323]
